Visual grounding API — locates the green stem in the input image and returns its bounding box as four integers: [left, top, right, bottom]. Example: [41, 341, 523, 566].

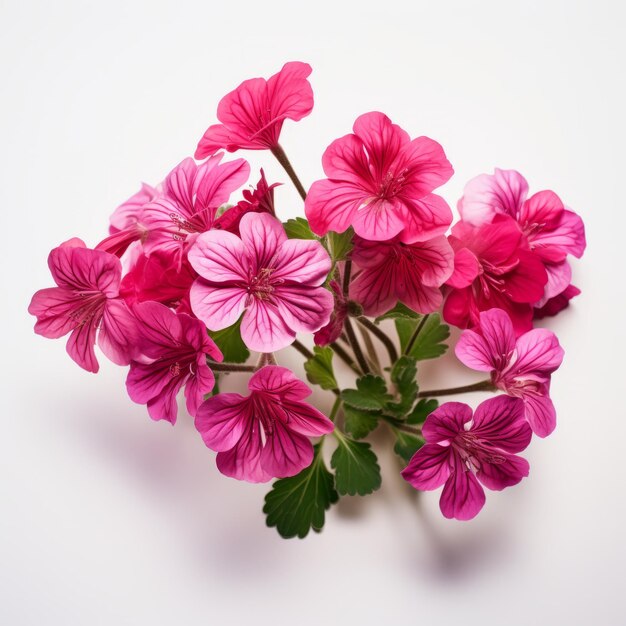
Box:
[329, 397, 342, 422]
[270, 144, 307, 201]
[404, 314, 430, 356]
[356, 316, 399, 364]
[418, 379, 496, 397]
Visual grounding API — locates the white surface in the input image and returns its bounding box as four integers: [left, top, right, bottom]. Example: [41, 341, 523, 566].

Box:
[2, 1, 625, 624]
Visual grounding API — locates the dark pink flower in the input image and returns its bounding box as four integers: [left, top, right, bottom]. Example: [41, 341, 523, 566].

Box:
[305, 111, 453, 243]
[401, 396, 532, 520]
[458, 169, 586, 305]
[126, 301, 222, 424]
[188, 212, 333, 352]
[443, 216, 548, 334]
[195, 366, 334, 482]
[455, 308, 564, 436]
[314, 279, 348, 346]
[534, 284, 581, 319]
[28, 238, 138, 373]
[349, 235, 454, 316]
[213, 169, 279, 235]
[195, 62, 314, 158]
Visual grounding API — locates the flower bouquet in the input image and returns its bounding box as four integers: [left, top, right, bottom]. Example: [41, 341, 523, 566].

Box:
[29, 62, 586, 538]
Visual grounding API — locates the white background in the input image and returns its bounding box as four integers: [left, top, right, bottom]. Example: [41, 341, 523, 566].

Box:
[2, 1, 625, 624]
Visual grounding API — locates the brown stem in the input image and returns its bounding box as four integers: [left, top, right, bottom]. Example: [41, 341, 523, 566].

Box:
[418, 379, 496, 397]
[330, 341, 362, 375]
[344, 316, 370, 375]
[291, 339, 314, 360]
[209, 362, 256, 373]
[404, 313, 429, 355]
[271, 144, 307, 201]
[357, 316, 399, 364]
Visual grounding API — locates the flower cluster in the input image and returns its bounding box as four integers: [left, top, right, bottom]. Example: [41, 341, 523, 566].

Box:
[29, 62, 585, 537]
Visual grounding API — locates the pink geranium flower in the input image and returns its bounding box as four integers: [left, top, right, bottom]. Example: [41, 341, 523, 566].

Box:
[314, 279, 348, 346]
[305, 111, 454, 243]
[349, 235, 454, 316]
[28, 238, 138, 373]
[195, 366, 334, 482]
[213, 169, 279, 235]
[443, 216, 548, 334]
[534, 284, 581, 319]
[458, 168, 586, 304]
[188, 212, 333, 352]
[195, 62, 314, 158]
[401, 396, 532, 520]
[126, 301, 222, 423]
[455, 308, 564, 436]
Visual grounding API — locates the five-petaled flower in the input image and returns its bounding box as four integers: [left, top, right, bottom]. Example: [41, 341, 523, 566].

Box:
[195, 366, 334, 482]
[126, 301, 222, 423]
[195, 61, 314, 158]
[305, 111, 454, 243]
[402, 396, 532, 520]
[349, 235, 454, 317]
[188, 212, 333, 352]
[29, 238, 138, 373]
[455, 308, 564, 437]
[458, 168, 586, 307]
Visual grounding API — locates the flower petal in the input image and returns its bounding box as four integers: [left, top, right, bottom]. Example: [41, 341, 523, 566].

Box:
[184, 360, 216, 417]
[272, 239, 331, 286]
[195, 393, 249, 452]
[187, 230, 249, 283]
[240, 299, 294, 352]
[305, 179, 366, 237]
[511, 328, 564, 377]
[248, 365, 312, 401]
[190, 279, 247, 331]
[471, 396, 532, 454]
[66, 321, 99, 372]
[239, 212, 287, 270]
[401, 444, 452, 490]
[98, 299, 138, 365]
[477, 453, 529, 491]
[260, 420, 314, 479]
[440, 464, 486, 521]
[522, 391, 557, 437]
[422, 402, 473, 444]
[274, 285, 334, 334]
[216, 420, 272, 483]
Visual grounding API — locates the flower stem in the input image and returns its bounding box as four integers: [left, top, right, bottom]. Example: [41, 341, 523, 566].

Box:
[329, 397, 342, 422]
[358, 323, 382, 375]
[291, 339, 314, 360]
[344, 317, 370, 375]
[209, 362, 257, 373]
[404, 313, 429, 356]
[392, 423, 423, 436]
[330, 341, 362, 375]
[356, 316, 399, 363]
[271, 144, 307, 201]
[418, 379, 496, 397]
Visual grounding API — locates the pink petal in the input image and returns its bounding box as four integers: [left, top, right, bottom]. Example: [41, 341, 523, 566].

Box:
[519, 190, 564, 230]
[146, 377, 184, 424]
[511, 328, 564, 377]
[109, 183, 156, 233]
[272, 239, 331, 286]
[239, 212, 287, 270]
[349, 261, 398, 317]
[132, 301, 183, 354]
[534, 284, 581, 319]
[471, 396, 532, 454]
[504, 250, 548, 304]
[440, 463, 486, 520]
[458, 168, 528, 226]
[98, 299, 138, 365]
[184, 360, 216, 417]
[216, 421, 271, 483]
[260, 420, 314, 478]
[240, 299, 294, 352]
[422, 402, 473, 444]
[248, 365, 312, 401]
[66, 321, 99, 373]
[195, 156, 251, 209]
[126, 361, 172, 406]
[537, 260, 572, 304]
[446, 247, 480, 289]
[305, 179, 366, 237]
[477, 453, 529, 491]
[187, 230, 249, 283]
[523, 392, 557, 437]
[196, 122, 253, 158]
[401, 444, 452, 490]
[352, 199, 405, 241]
[275, 285, 334, 334]
[29, 287, 79, 338]
[195, 393, 249, 452]
[321, 133, 375, 188]
[396, 194, 453, 243]
[281, 401, 334, 437]
[189, 280, 247, 331]
[265, 61, 314, 123]
[163, 157, 199, 214]
[397, 136, 454, 197]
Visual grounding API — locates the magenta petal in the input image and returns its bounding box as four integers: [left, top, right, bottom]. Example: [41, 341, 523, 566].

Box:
[146, 378, 182, 424]
[511, 328, 564, 377]
[216, 421, 271, 483]
[239, 212, 287, 270]
[190, 280, 247, 331]
[66, 322, 99, 373]
[446, 247, 480, 289]
[321, 132, 374, 186]
[352, 199, 405, 241]
[187, 230, 249, 283]
[505, 250, 548, 304]
[248, 366, 311, 401]
[305, 179, 366, 237]
[240, 299, 294, 352]
[471, 396, 532, 454]
[195, 157, 251, 209]
[422, 402, 473, 444]
[29, 287, 79, 339]
[455, 329, 495, 372]
[126, 361, 171, 405]
[275, 285, 334, 334]
[478, 453, 530, 491]
[281, 401, 334, 437]
[401, 444, 452, 490]
[272, 239, 332, 286]
[440, 464, 486, 521]
[195, 393, 248, 452]
[523, 392, 557, 437]
[184, 360, 216, 417]
[98, 299, 138, 365]
[260, 421, 314, 479]
[396, 194, 453, 243]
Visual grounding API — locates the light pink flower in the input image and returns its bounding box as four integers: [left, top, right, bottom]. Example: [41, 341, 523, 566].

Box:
[350, 235, 454, 316]
[305, 111, 453, 243]
[195, 62, 314, 158]
[126, 301, 222, 424]
[458, 169, 586, 303]
[443, 216, 547, 335]
[455, 308, 564, 437]
[28, 238, 138, 373]
[401, 396, 532, 520]
[188, 212, 333, 352]
[195, 366, 334, 482]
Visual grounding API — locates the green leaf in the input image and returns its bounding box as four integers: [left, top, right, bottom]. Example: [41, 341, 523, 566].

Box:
[407, 398, 439, 425]
[303, 346, 337, 391]
[393, 429, 424, 463]
[263, 445, 338, 539]
[327, 228, 354, 261]
[374, 302, 420, 322]
[208, 318, 249, 363]
[341, 375, 392, 412]
[386, 356, 418, 416]
[343, 405, 379, 439]
[331, 437, 381, 496]
[395, 314, 450, 360]
[283, 217, 318, 240]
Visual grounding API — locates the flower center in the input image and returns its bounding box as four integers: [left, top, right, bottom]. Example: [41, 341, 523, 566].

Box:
[247, 267, 282, 304]
[378, 169, 408, 200]
[453, 432, 506, 472]
[70, 292, 106, 326]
